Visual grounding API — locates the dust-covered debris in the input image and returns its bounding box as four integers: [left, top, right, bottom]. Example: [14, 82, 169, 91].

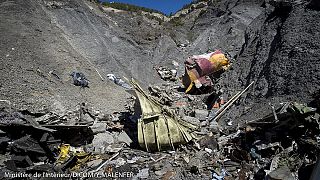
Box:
[0, 0, 319, 179]
[106, 74, 132, 89]
[1, 58, 319, 180]
[70, 72, 89, 88]
[155, 66, 177, 81]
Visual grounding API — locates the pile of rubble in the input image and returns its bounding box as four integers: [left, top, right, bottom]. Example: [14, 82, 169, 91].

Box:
[0, 51, 319, 180]
[1, 84, 319, 179]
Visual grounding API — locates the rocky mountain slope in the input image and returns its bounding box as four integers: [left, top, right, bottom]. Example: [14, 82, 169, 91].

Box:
[0, 0, 320, 179]
[0, 0, 319, 120]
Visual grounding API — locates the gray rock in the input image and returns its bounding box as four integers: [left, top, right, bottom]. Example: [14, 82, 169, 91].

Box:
[127, 156, 140, 164]
[267, 166, 295, 180]
[96, 113, 110, 122]
[80, 113, 94, 125]
[90, 122, 106, 134]
[0, 155, 9, 166]
[87, 159, 103, 168]
[117, 131, 133, 146]
[155, 170, 166, 176]
[200, 120, 208, 127]
[137, 157, 150, 163]
[188, 151, 206, 174]
[199, 135, 218, 150]
[109, 158, 126, 168]
[135, 168, 149, 179]
[87, 132, 114, 154]
[194, 109, 208, 121]
[209, 120, 220, 133]
[105, 144, 123, 153]
[152, 163, 162, 171]
[182, 116, 201, 125]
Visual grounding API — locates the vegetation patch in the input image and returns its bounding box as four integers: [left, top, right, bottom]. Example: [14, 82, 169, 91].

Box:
[98, 1, 164, 15]
[169, 17, 184, 27]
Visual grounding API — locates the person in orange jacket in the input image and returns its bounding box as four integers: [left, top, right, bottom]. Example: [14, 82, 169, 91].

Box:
[208, 89, 225, 118]
[212, 95, 225, 109]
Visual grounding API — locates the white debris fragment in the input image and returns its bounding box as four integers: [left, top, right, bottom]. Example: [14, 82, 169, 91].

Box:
[135, 168, 149, 179]
[127, 156, 140, 164]
[172, 60, 179, 67]
[205, 148, 213, 154]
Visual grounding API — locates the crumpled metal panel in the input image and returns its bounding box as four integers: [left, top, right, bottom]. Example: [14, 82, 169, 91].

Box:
[129, 79, 197, 152]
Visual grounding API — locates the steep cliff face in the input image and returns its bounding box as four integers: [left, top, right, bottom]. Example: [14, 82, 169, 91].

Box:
[163, 0, 320, 121]
[0, 0, 319, 118]
[223, 0, 320, 102]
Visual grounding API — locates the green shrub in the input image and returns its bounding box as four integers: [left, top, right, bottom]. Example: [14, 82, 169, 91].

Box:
[169, 18, 184, 26]
[101, 2, 164, 15]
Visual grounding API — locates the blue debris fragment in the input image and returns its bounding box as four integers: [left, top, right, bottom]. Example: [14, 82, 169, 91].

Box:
[250, 148, 262, 160]
[212, 168, 228, 180]
[70, 72, 89, 88]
